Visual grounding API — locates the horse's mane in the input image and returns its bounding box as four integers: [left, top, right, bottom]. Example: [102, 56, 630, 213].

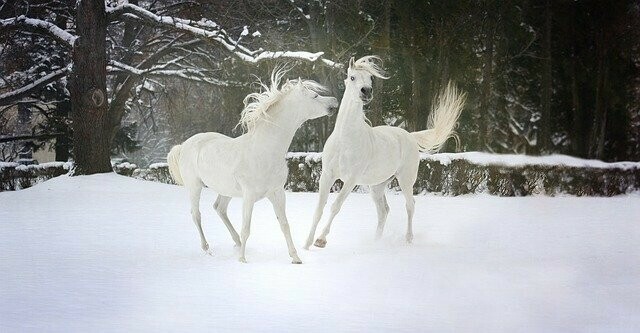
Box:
[238, 66, 328, 132]
[352, 55, 389, 79]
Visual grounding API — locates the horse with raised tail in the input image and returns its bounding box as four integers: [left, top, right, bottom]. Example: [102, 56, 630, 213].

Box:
[305, 55, 466, 249]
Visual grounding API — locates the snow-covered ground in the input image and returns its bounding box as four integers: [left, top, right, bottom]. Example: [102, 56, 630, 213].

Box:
[1, 174, 639, 332]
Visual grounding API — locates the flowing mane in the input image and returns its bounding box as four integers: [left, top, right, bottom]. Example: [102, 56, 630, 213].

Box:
[238, 66, 329, 132]
[352, 55, 389, 79]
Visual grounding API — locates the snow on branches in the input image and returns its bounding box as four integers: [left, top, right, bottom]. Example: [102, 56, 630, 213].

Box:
[0, 2, 339, 106]
[105, 2, 337, 65]
[0, 15, 77, 48]
[0, 66, 71, 106]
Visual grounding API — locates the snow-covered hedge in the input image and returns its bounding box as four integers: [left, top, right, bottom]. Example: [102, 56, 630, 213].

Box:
[284, 152, 640, 196]
[2, 153, 639, 196]
[0, 161, 72, 191]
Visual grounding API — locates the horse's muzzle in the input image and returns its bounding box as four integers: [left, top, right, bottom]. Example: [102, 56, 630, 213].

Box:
[360, 87, 373, 104]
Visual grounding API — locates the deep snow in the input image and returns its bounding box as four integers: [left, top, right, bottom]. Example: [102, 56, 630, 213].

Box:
[1, 174, 639, 332]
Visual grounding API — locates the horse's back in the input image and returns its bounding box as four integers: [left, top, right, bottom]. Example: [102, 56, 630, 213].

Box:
[179, 132, 242, 196]
[183, 132, 231, 148]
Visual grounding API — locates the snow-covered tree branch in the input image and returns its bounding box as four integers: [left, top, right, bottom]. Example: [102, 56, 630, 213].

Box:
[0, 66, 70, 106]
[0, 16, 76, 48]
[105, 3, 337, 65]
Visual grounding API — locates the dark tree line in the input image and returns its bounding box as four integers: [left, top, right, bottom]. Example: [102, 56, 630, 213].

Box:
[1, 0, 639, 170]
[288, 0, 639, 161]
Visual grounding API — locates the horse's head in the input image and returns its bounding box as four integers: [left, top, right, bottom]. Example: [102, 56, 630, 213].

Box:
[285, 78, 339, 120]
[239, 67, 337, 132]
[346, 55, 388, 105]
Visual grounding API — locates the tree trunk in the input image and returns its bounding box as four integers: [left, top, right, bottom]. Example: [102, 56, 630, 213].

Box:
[569, 2, 583, 157]
[479, 15, 495, 151]
[368, 0, 391, 126]
[588, 27, 609, 159]
[54, 99, 71, 162]
[540, 0, 552, 153]
[69, 0, 111, 175]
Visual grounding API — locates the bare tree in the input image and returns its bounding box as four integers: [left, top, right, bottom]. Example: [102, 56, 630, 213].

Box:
[0, 0, 337, 174]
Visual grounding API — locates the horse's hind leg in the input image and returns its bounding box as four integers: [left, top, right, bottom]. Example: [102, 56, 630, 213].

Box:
[305, 170, 336, 249]
[213, 195, 241, 247]
[371, 180, 391, 239]
[189, 185, 211, 254]
[396, 172, 417, 244]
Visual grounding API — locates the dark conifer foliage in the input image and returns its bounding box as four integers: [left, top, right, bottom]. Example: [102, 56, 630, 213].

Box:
[1, 0, 639, 168]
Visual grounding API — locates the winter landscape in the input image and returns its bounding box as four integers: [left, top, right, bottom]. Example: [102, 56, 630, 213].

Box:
[2, 0, 640, 332]
[2, 174, 639, 332]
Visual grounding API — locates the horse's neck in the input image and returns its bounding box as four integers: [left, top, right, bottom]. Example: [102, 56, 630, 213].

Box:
[249, 105, 301, 157]
[334, 86, 369, 138]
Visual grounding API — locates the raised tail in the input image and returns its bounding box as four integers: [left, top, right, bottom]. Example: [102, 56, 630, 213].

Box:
[411, 82, 466, 153]
[167, 145, 184, 185]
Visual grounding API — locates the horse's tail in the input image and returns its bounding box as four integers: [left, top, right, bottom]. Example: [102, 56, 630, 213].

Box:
[167, 145, 184, 185]
[411, 82, 466, 153]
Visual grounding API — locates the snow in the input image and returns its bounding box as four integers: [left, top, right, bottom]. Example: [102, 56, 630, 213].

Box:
[0, 66, 70, 102]
[106, 3, 336, 66]
[0, 161, 72, 171]
[149, 162, 168, 169]
[0, 162, 19, 169]
[427, 151, 640, 170]
[287, 151, 322, 163]
[9, 16, 77, 46]
[1, 174, 639, 332]
[14, 161, 72, 171]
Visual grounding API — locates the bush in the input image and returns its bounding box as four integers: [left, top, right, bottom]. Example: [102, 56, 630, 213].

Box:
[2, 153, 639, 196]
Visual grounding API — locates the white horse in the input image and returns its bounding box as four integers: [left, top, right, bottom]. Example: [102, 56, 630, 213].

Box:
[305, 56, 466, 249]
[168, 67, 338, 263]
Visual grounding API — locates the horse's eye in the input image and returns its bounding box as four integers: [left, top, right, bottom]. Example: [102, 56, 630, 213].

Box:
[313, 94, 318, 99]
[350, 76, 355, 81]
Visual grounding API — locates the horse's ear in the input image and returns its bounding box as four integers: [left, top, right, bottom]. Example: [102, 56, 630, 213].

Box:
[297, 77, 302, 85]
[348, 57, 355, 69]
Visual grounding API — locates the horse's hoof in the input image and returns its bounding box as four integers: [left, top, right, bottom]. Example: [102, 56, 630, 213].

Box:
[406, 234, 414, 244]
[314, 238, 327, 248]
[292, 259, 303, 264]
[239, 257, 247, 263]
[202, 244, 212, 254]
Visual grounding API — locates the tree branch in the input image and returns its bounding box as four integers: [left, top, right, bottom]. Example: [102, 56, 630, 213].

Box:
[0, 133, 63, 144]
[0, 15, 77, 48]
[106, 3, 340, 67]
[0, 66, 70, 106]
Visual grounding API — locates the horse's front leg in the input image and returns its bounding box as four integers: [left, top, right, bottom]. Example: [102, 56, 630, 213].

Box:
[239, 194, 257, 263]
[267, 189, 302, 264]
[315, 179, 358, 248]
[305, 169, 336, 249]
